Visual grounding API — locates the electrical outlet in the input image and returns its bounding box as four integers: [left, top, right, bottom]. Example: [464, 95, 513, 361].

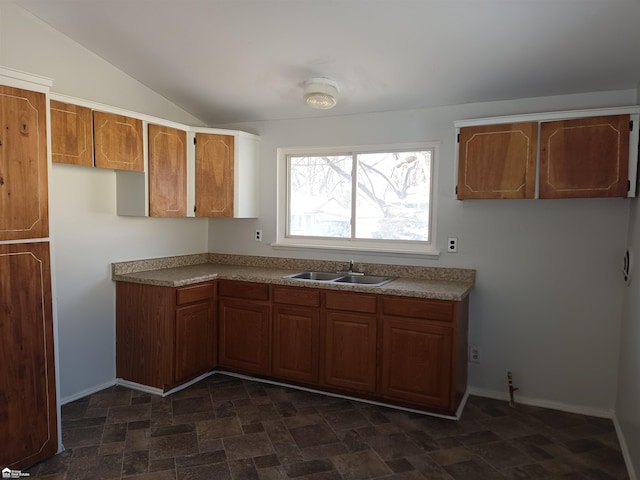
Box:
[447, 237, 458, 253]
[255, 229, 263, 242]
[470, 345, 480, 363]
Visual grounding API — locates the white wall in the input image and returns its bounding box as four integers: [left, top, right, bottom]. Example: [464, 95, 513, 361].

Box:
[212, 89, 637, 416]
[615, 86, 640, 479]
[0, 3, 209, 402]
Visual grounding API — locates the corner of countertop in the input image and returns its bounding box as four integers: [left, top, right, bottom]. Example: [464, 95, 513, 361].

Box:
[111, 253, 210, 276]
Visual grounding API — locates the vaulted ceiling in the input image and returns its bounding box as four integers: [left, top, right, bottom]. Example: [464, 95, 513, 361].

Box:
[14, 0, 640, 125]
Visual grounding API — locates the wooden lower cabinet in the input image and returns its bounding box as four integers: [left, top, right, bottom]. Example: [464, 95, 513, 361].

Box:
[380, 296, 469, 414]
[381, 318, 453, 409]
[217, 280, 271, 376]
[0, 242, 58, 469]
[322, 311, 377, 393]
[175, 301, 216, 384]
[116, 281, 215, 391]
[272, 286, 320, 383]
[116, 278, 469, 416]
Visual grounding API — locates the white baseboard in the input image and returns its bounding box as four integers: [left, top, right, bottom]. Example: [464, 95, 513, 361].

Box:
[59, 380, 116, 405]
[115, 371, 216, 397]
[114, 378, 164, 396]
[220, 371, 461, 420]
[613, 415, 638, 480]
[466, 386, 614, 419]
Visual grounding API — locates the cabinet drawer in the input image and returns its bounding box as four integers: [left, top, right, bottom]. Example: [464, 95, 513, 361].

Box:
[218, 280, 269, 301]
[273, 286, 320, 307]
[176, 282, 215, 305]
[325, 291, 377, 314]
[382, 296, 454, 322]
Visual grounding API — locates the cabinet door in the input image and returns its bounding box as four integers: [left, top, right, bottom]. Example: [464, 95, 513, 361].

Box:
[539, 115, 630, 198]
[0, 85, 48, 241]
[195, 133, 234, 217]
[175, 301, 216, 384]
[457, 122, 537, 199]
[148, 124, 187, 217]
[116, 282, 175, 389]
[322, 311, 377, 393]
[50, 100, 93, 166]
[218, 298, 270, 375]
[93, 111, 143, 171]
[272, 305, 319, 383]
[0, 242, 57, 469]
[381, 317, 453, 410]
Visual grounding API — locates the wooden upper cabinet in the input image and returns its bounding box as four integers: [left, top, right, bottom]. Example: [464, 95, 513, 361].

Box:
[50, 100, 93, 166]
[195, 133, 234, 217]
[457, 122, 537, 199]
[148, 124, 187, 217]
[93, 110, 143, 171]
[539, 114, 630, 199]
[0, 85, 49, 241]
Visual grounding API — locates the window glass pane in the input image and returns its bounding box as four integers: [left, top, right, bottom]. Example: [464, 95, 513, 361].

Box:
[355, 150, 431, 241]
[288, 155, 352, 238]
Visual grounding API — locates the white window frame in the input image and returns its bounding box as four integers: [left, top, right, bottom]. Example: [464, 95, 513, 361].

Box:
[275, 142, 440, 256]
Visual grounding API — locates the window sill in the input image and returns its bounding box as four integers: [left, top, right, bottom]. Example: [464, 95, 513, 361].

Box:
[271, 242, 441, 259]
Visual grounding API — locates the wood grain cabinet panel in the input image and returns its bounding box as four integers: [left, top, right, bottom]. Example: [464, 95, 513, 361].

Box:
[116, 281, 216, 391]
[0, 85, 48, 241]
[539, 114, 630, 198]
[217, 281, 270, 376]
[218, 298, 271, 375]
[93, 110, 143, 171]
[321, 311, 377, 394]
[0, 242, 57, 469]
[380, 318, 453, 409]
[175, 301, 216, 384]
[457, 122, 537, 199]
[272, 305, 319, 383]
[50, 100, 93, 166]
[272, 286, 320, 383]
[148, 124, 187, 216]
[380, 295, 469, 414]
[195, 133, 234, 217]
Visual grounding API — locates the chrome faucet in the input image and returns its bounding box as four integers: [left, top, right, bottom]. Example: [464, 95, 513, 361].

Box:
[339, 259, 365, 276]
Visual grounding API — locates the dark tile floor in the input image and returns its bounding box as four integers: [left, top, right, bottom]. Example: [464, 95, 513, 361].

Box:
[26, 374, 630, 479]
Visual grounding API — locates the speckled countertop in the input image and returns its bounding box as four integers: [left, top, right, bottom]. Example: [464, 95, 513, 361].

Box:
[112, 253, 475, 301]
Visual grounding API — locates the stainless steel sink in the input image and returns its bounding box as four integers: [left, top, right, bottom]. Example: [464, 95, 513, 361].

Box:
[284, 272, 395, 287]
[285, 271, 344, 281]
[333, 275, 394, 286]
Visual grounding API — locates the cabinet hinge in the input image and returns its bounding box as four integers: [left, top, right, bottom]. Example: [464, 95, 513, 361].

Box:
[628, 180, 631, 192]
[630, 120, 634, 132]
[455, 185, 458, 195]
[457, 133, 460, 143]
[193, 137, 197, 145]
[194, 205, 197, 213]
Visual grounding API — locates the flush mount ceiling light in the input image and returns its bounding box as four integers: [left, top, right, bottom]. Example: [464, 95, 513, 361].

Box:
[304, 78, 339, 110]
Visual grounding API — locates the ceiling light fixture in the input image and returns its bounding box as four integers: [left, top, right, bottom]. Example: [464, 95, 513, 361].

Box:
[304, 78, 339, 110]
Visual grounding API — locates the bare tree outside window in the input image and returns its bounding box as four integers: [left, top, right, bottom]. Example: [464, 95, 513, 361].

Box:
[287, 149, 432, 242]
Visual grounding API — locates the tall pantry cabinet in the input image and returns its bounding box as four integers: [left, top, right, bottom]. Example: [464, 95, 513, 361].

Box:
[0, 69, 60, 470]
